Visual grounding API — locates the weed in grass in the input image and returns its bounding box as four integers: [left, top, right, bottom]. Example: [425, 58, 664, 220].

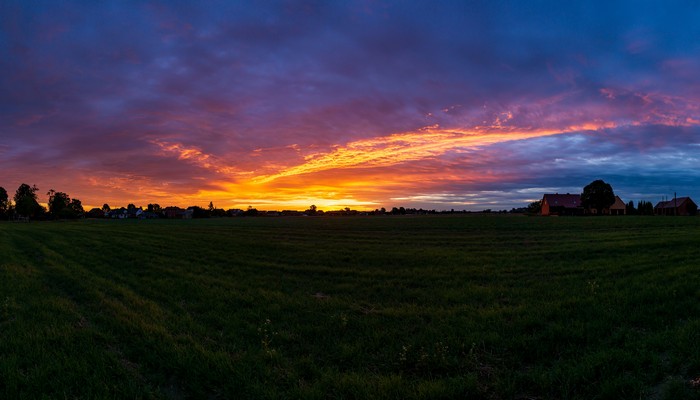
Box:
[587, 279, 599, 296]
[1, 296, 16, 322]
[258, 318, 278, 358]
[332, 312, 349, 328]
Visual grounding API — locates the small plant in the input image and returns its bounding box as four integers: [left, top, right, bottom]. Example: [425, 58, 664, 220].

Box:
[434, 341, 449, 364]
[257, 319, 278, 358]
[2, 296, 15, 321]
[587, 280, 599, 295]
[398, 341, 455, 375]
[398, 344, 411, 364]
[339, 312, 348, 328]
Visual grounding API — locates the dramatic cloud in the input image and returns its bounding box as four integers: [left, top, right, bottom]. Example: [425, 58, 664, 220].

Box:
[1, 1, 699, 210]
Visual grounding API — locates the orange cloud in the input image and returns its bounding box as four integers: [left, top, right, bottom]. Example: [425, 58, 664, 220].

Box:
[126, 120, 631, 210]
[252, 122, 617, 184]
[151, 139, 246, 176]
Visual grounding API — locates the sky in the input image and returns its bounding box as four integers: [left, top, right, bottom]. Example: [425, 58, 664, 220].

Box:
[1, 1, 699, 211]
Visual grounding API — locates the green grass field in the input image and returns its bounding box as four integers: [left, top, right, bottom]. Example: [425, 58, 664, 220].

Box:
[1, 216, 700, 399]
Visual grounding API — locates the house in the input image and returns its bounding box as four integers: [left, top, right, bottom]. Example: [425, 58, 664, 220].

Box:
[585, 196, 627, 215]
[86, 208, 105, 218]
[163, 206, 185, 219]
[541, 193, 583, 216]
[542, 193, 627, 216]
[654, 197, 698, 216]
[107, 208, 128, 219]
[139, 211, 160, 219]
[183, 208, 194, 219]
[127, 207, 142, 218]
[608, 196, 627, 215]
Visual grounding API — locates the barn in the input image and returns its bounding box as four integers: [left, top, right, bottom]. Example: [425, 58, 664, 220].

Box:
[654, 197, 698, 216]
[540, 194, 583, 216]
[541, 193, 627, 216]
[608, 196, 627, 215]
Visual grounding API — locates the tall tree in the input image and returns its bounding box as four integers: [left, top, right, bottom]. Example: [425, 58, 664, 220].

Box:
[47, 189, 71, 218]
[68, 198, 84, 218]
[581, 180, 615, 215]
[146, 203, 162, 214]
[14, 183, 43, 218]
[14, 183, 38, 203]
[0, 186, 8, 214]
[637, 200, 654, 216]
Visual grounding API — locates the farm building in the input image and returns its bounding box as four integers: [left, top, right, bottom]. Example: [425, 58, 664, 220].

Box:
[605, 195, 627, 215]
[654, 197, 697, 216]
[541, 193, 583, 216]
[163, 206, 185, 218]
[542, 193, 627, 216]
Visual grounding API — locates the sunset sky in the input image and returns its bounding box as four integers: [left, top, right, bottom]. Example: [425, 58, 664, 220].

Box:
[2, 1, 699, 211]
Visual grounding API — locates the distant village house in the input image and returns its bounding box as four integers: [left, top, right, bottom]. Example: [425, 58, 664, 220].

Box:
[541, 193, 583, 216]
[540, 194, 627, 216]
[609, 196, 627, 215]
[654, 197, 697, 216]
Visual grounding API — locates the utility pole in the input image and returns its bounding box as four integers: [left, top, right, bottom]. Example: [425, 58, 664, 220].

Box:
[674, 192, 677, 216]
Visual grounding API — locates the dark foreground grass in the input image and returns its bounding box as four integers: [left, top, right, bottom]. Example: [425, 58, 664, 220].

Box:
[1, 215, 700, 399]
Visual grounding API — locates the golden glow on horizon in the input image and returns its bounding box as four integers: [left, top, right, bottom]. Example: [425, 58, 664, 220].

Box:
[82, 120, 627, 210]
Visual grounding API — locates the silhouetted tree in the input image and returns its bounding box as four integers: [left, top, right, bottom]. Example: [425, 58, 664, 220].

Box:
[626, 200, 636, 215]
[0, 186, 8, 215]
[87, 208, 104, 218]
[211, 207, 227, 217]
[637, 200, 654, 216]
[67, 198, 84, 218]
[306, 204, 317, 215]
[14, 183, 43, 218]
[190, 206, 209, 218]
[102, 203, 111, 213]
[208, 201, 214, 212]
[47, 189, 71, 218]
[581, 180, 615, 215]
[14, 183, 38, 203]
[527, 200, 542, 215]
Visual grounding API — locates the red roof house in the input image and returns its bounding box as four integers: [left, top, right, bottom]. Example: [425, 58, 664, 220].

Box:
[541, 194, 583, 216]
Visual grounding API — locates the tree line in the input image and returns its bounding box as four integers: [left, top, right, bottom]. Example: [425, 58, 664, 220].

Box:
[0, 184, 84, 220]
[0, 183, 85, 220]
[2, 180, 662, 221]
[0, 182, 448, 221]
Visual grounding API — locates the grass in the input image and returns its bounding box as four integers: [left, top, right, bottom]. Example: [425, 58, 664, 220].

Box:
[1, 215, 699, 399]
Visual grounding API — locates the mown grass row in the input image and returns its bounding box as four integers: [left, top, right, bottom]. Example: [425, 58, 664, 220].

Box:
[1, 216, 699, 399]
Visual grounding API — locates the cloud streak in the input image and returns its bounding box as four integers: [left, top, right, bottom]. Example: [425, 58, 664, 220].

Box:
[252, 124, 610, 184]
